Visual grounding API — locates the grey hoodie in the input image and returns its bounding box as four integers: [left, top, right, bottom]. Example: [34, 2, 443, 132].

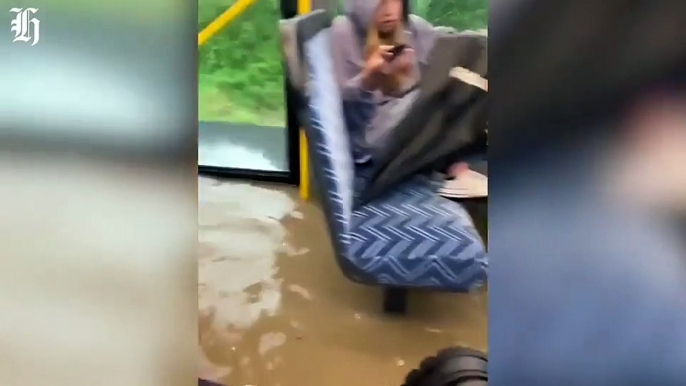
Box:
[331, 0, 437, 163]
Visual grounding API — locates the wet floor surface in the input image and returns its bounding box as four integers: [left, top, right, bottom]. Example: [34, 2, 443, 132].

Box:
[198, 177, 488, 386]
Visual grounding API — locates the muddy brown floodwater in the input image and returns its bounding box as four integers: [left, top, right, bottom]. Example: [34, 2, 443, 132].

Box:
[198, 176, 488, 386]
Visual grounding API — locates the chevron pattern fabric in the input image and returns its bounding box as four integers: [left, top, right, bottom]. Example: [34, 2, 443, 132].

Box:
[351, 172, 487, 289]
[304, 30, 355, 238]
[303, 29, 487, 290]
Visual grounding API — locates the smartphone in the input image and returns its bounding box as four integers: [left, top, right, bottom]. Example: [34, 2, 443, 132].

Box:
[386, 44, 409, 59]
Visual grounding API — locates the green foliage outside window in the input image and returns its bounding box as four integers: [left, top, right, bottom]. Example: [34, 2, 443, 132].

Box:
[199, 0, 286, 125]
[198, 0, 487, 126]
[414, 0, 487, 31]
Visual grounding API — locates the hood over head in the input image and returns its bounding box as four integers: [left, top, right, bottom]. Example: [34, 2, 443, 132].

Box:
[344, 0, 409, 34]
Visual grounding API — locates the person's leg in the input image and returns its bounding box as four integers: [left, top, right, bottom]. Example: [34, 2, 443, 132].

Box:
[444, 66, 488, 178]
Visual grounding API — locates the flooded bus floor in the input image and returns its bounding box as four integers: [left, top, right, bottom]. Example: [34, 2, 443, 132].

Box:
[198, 177, 487, 386]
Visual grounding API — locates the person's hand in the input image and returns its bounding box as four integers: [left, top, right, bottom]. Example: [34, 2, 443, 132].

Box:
[361, 45, 394, 90]
[390, 47, 415, 76]
[448, 162, 470, 179]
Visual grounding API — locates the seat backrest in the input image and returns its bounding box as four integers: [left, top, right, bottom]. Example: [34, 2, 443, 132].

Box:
[295, 10, 355, 248]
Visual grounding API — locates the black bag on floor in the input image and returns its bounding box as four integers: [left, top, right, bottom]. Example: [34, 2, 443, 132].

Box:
[199, 379, 224, 386]
[402, 347, 488, 386]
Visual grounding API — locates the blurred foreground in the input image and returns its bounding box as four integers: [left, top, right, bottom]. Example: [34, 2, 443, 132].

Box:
[0, 153, 197, 385]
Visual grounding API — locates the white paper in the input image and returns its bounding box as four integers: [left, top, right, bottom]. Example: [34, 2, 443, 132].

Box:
[439, 169, 488, 198]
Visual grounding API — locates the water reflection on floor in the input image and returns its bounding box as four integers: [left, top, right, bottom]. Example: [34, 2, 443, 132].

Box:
[198, 177, 488, 386]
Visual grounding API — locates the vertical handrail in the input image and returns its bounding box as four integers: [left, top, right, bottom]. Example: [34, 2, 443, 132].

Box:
[297, 0, 311, 200]
[198, 0, 260, 46]
[297, 0, 311, 14]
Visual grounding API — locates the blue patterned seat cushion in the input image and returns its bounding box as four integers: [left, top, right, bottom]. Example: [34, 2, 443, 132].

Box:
[348, 172, 488, 290]
[302, 28, 487, 290]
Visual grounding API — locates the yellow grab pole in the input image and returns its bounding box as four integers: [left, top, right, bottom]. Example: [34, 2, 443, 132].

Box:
[297, 0, 311, 14]
[298, 0, 311, 200]
[198, 0, 260, 46]
[299, 129, 309, 199]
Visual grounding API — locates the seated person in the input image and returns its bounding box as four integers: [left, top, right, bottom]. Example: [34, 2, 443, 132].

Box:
[331, 0, 477, 182]
[331, 0, 432, 164]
